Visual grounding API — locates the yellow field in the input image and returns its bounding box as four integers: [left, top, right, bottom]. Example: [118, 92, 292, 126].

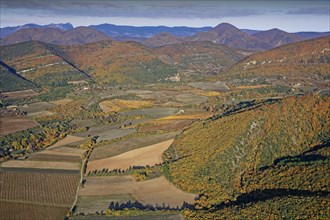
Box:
[87, 139, 174, 172]
[79, 176, 196, 208]
[157, 112, 212, 121]
[99, 99, 152, 113]
[191, 90, 221, 97]
[235, 84, 270, 89]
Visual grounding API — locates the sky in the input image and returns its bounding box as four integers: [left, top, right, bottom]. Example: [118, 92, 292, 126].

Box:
[1, 0, 329, 32]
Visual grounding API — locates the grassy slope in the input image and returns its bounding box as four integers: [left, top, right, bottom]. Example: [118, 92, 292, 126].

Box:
[163, 95, 329, 218]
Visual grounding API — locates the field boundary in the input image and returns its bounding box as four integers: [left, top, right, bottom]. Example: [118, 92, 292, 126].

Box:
[69, 141, 95, 215]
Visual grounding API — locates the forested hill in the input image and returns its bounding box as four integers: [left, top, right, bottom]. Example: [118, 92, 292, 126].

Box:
[227, 35, 330, 80]
[163, 95, 330, 219]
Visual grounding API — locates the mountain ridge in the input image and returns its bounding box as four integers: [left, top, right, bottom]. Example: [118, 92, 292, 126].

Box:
[1, 27, 112, 46]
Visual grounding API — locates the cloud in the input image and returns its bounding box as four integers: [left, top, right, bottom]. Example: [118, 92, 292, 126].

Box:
[2, 0, 310, 19]
[1, 0, 329, 31]
[288, 7, 330, 15]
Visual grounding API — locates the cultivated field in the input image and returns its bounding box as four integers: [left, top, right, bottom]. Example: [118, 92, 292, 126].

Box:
[47, 135, 86, 149]
[75, 194, 135, 214]
[175, 93, 208, 104]
[28, 153, 82, 163]
[27, 110, 54, 119]
[120, 108, 179, 118]
[0, 89, 38, 99]
[97, 128, 136, 142]
[74, 120, 141, 141]
[0, 171, 79, 205]
[50, 98, 73, 105]
[0, 116, 38, 136]
[1, 160, 81, 170]
[99, 99, 152, 113]
[79, 176, 196, 208]
[139, 120, 192, 132]
[90, 132, 178, 161]
[0, 171, 80, 220]
[24, 101, 55, 113]
[49, 147, 87, 156]
[0, 201, 69, 220]
[188, 81, 230, 91]
[38, 148, 86, 157]
[87, 140, 174, 172]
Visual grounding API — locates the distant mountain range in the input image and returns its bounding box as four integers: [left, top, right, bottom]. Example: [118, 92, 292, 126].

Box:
[0, 27, 111, 46]
[89, 23, 212, 38]
[0, 23, 73, 38]
[1, 22, 329, 51]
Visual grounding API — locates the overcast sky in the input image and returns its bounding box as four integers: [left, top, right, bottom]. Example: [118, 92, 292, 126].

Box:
[1, 0, 329, 32]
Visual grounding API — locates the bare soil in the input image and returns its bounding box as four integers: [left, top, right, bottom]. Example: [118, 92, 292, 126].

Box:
[0, 89, 38, 99]
[0, 116, 38, 136]
[87, 140, 174, 172]
[90, 132, 178, 161]
[49, 147, 87, 156]
[28, 154, 82, 163]
[38, 148, 85, 157]
[47, 135, 86, 150]
[79, 176, 196, 208]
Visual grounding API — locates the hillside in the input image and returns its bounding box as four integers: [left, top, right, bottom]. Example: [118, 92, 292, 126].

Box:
[0, 41, 91, 87]
[163, 95, 330, 218]
[295, 31, 330, 40]
[253, 28, 302, 47]
[154, 41, 243, 74]
[1, 27, 111, 46]
[0, 62, 38, 92]
[61, 40, 178, 84]
[142, 32, 184, 48]
[186, 23, 272, 51]
[227, 36, 330, 80]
